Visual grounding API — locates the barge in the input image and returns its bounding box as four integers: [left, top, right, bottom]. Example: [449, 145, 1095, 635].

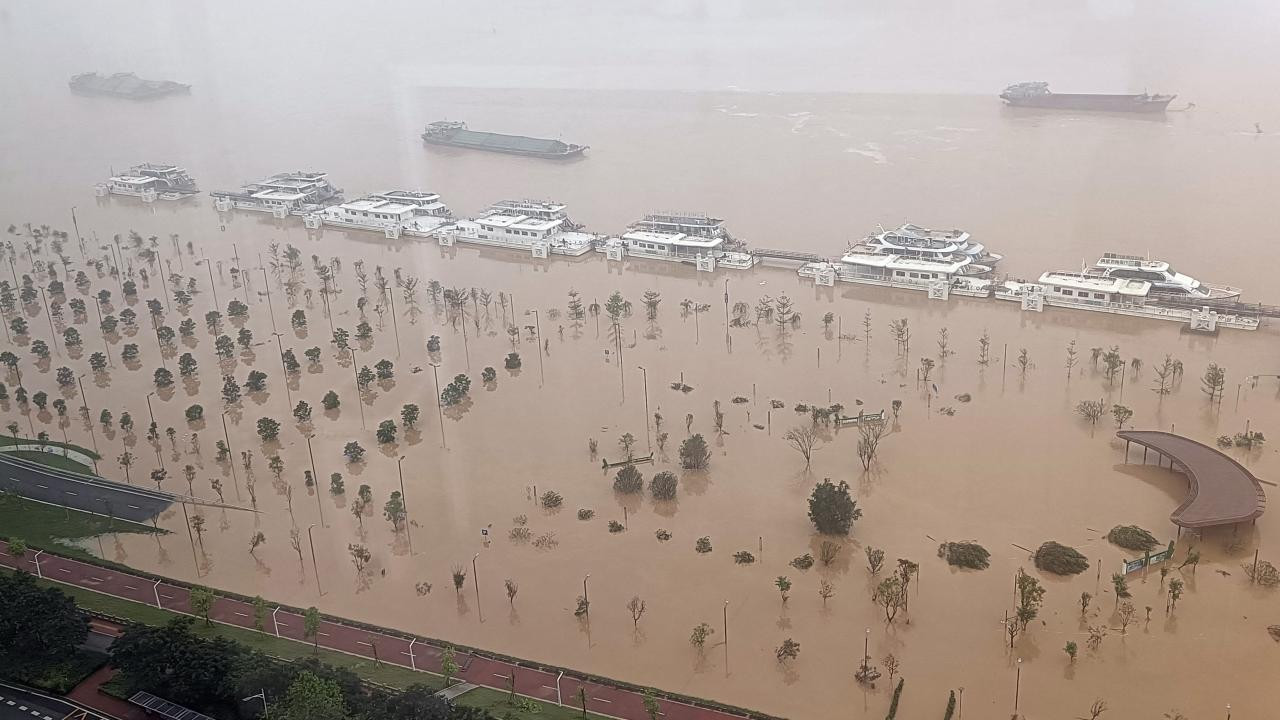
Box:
[211, 171, 342, 217]
[421, 121, 586, 159]
[1000, 82, 1174, 113]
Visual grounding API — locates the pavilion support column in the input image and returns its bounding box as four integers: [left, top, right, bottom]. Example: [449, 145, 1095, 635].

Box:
[1143, 447, 1148, 463]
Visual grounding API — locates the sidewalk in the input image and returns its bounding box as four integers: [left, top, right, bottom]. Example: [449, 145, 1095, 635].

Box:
[0, 547, 754, 720]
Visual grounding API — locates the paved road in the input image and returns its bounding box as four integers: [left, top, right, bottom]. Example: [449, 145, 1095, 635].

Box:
[0, 455, 173, 523]
[0, 549, 749, 720]
[0, 682, 114, 720]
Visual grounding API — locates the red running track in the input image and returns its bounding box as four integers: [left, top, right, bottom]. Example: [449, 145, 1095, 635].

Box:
[0, 548, 747, 720]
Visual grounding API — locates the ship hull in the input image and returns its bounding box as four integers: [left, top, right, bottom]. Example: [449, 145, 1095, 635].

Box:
[422, 135, 586, 159]
[1002, 93, 1173, 113]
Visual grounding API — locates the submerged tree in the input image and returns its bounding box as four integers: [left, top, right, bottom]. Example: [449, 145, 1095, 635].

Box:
[808, 479, 861, 535]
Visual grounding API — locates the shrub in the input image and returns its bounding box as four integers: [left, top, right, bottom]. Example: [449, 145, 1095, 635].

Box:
[321, 391, 340, 410]
[679, 434, 711, 469]
[539, 490, 563, 508]
[577, 508, 595, 521]
[607, 521, 625, 533]
[482, 366, 497, 383]
[808, 479, 862, 535]
[1107, 525, 1158, 552]
[504, 352, 522, 369]
[1034, 541, 1091, 575]
[655, 529, 672, 542]
[185, 405, 204, 422]
[343, 441, 365, 463]
[733, 551, 756, 564]
[790, 553, 815, 571]
[256, 417, 281, 442]
[613, 465, 644, 494]
[649, 471, 678, 500]
[695, 536, 713, 554]
[937, 541, 991, 570]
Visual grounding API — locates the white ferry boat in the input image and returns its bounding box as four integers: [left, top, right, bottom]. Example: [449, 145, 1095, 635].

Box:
[800, 250, 991, 298]
[599, 212, 757, 271]
[314, 191, 451, 238]
[1085, 253, 1241, 301]
[437, 199, 597, 256]
[995, 272, 1258, 331]
[95, 163, 199, 201]
[210, 171, 342, 217]
[860, 224, 1001, 276]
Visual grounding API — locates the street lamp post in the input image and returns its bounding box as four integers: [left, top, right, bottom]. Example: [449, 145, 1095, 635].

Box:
[1013, 658, 1022, 717]
[307, 524, 322, 596]
[397, 455, 412, 554]
[583, 573, 591, 619]
[12, 361, 36, 437]
[221, 411, 241, 501]
[204, 258, 220, 310]
[91, 296, 112, 366]
[273, 332, 292, 407]
[384, 286, 401, 358]
[305, 434, 323, 527]
[723, 600, 729, 646]
[76, 374, 99, 471]
[525, 309, 544, 384]
[472, 552, 481, 620]
[429, 363, 446, 449]
[146, 392, 164, 469]
[38, 288, 59, 356]
[862, 627, 870, 673]
[260, 267, 277, 333]
[349, 348, 366, 430]
[637, 365, 651, 453]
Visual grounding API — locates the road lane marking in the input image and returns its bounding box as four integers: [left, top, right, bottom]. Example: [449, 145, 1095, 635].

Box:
[277, 622, 289, 628]
[357, 641, 372, 647]
[123, 585, 137, 590]
[161, 594, 174, 599]
[318, 631, 330, 637]
[90, 576, 104, 582]
[492, 673, 509, 680]
[128, 504, 140, 509]
[593, 698, 612, 703]
[234, 611, 248, 617]
[541, 685, 556, 691]
[58, 568, 70, 573]
[64, 491, 77, 496]
[36, 484, 48, 489]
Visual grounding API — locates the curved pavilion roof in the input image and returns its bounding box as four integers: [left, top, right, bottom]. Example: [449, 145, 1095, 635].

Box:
[1118, 430, 1267, 528]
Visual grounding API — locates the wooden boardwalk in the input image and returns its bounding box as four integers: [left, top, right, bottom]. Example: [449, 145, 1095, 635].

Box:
[1118, 430, 1267, 528]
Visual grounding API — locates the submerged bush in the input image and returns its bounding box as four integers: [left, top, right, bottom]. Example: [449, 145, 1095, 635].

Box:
[790, 553, 814, 571]
[1034, 541, 1091, 576]
[937, 541, 991, 570]
[576, 508, 595, 521]
[695, 536, 712, 554]
[1107, 525, 1159, 552]
[733, 551, 756, 565]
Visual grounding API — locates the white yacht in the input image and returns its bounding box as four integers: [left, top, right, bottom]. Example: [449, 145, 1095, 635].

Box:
[96, 163, 199, 201]
[995, 272, 1258, 331]
[1085, 253, 1241, 301]
[210, 171, 342, 216]
[858, 224, 1001, 276]
[602, 212, 757, 270]
[439, 199, 597, 256]
[800, 250, 991, 297]
[317, 191, 451, 236]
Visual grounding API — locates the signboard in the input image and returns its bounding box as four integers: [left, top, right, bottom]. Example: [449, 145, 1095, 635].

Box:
[1121, 540, 1176, 575]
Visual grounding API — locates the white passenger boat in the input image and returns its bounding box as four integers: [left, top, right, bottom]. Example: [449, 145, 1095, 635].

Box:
[210, 171, 342, 216]
[857, 224, 1001, 276]
[315, 191, 451, 237]
[437, 199, 597, 256]
[995, 272, 1258, 331]
[1085, 253, 1241, 301]
[95, 163, 199, 201]
[599, 212, 757, 271]
[799, 250, 992, 298]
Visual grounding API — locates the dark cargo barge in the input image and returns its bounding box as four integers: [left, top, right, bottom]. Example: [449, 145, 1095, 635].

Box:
[421, 121, 587, 159]
[1000, 82, 1174, 113]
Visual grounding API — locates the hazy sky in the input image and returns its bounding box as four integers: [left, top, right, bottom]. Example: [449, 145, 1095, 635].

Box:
[3, 0, 1278, 98]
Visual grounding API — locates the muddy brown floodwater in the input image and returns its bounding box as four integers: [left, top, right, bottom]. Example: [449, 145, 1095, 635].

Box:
[1, 203, 1277, 720]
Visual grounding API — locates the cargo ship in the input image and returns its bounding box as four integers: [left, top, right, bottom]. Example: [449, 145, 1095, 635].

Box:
[1000, 82, 1174, 113]
[421, 121, 586, 159]
[69, 72, 190, 100]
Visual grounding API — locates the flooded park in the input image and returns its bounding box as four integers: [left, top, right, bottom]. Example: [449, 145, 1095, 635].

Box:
[3, 3, 1280, 718]
[2, 194, 1278, 718]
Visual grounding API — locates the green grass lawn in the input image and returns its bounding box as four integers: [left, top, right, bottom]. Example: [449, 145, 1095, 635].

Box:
[0, 433, 102, 458]
[3, 448, 97, 474]
[0, 433, 101, 474]
[0, 493, 160, 561]
[8, 569, 611, 720]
